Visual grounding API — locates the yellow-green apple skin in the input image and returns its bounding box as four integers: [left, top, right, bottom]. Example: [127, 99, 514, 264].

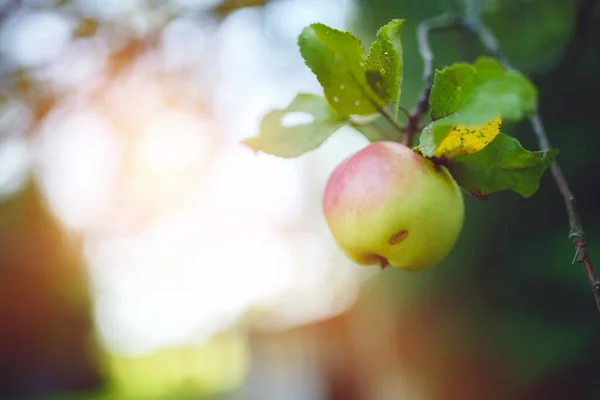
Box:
[322, 141, 464, 271]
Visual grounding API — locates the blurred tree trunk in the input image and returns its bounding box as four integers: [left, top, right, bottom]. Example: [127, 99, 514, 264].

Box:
[0, 179, 105, 398]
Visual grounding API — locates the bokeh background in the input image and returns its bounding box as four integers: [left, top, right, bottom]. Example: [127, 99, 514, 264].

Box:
[0, 0, 599, 399]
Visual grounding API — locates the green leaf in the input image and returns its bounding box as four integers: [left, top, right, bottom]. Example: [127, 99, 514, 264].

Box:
[428, 63, 477, 120]
[364, 19, 405, 112]
[298, 23, 384, 115]
[242, 94, 347, 158]
[447, 133, 557, 198]
[420, 57, 537, 157]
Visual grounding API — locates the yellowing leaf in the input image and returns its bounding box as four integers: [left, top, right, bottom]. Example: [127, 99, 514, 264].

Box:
[419, 57, 537, 158]
[433, 116, 502, 159]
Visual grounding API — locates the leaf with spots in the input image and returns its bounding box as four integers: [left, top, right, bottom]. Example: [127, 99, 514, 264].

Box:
[242, 94, 347, 158]
[419, 57, 537, 157]
[298, 23, 386, 116]
[432, 117, 501, 159]
[448, 133, 558, 198]
[364, 19, 405, 113]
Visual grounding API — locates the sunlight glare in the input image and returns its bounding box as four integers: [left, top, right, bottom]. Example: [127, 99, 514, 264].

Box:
[30, 0, 367, 358]
[35, 108, 121, 231]
[0, 10, 73, 67]
[0, 137, 30, 200]
[125, 109, 214, 215]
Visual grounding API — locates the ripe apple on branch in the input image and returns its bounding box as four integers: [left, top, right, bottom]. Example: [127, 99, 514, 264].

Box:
[243, 18, 564, 276]
[322, 141, 464, 271]
[240, 11, 600, 318]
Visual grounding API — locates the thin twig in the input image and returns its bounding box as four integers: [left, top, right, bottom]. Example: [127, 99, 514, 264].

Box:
[403, 14, 462, 146]
[377, 105, 405, 135]
[398, 104, 411, 119]
[530, 115, 600, 312]
[463, 8, 600, 313]
[463, 17, 508, 68]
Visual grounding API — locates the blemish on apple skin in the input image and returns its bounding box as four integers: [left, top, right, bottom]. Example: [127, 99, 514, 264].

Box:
[388, 230, 409, 245]
[378, 257, 390, 270]
[365, 254, 389, 269]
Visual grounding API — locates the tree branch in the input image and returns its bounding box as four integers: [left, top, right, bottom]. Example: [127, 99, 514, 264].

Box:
[403, 15, 462, 146]
[463, 8, 600, 313]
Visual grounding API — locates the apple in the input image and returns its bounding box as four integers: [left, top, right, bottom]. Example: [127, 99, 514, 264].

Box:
[322, 141, 464, 271]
